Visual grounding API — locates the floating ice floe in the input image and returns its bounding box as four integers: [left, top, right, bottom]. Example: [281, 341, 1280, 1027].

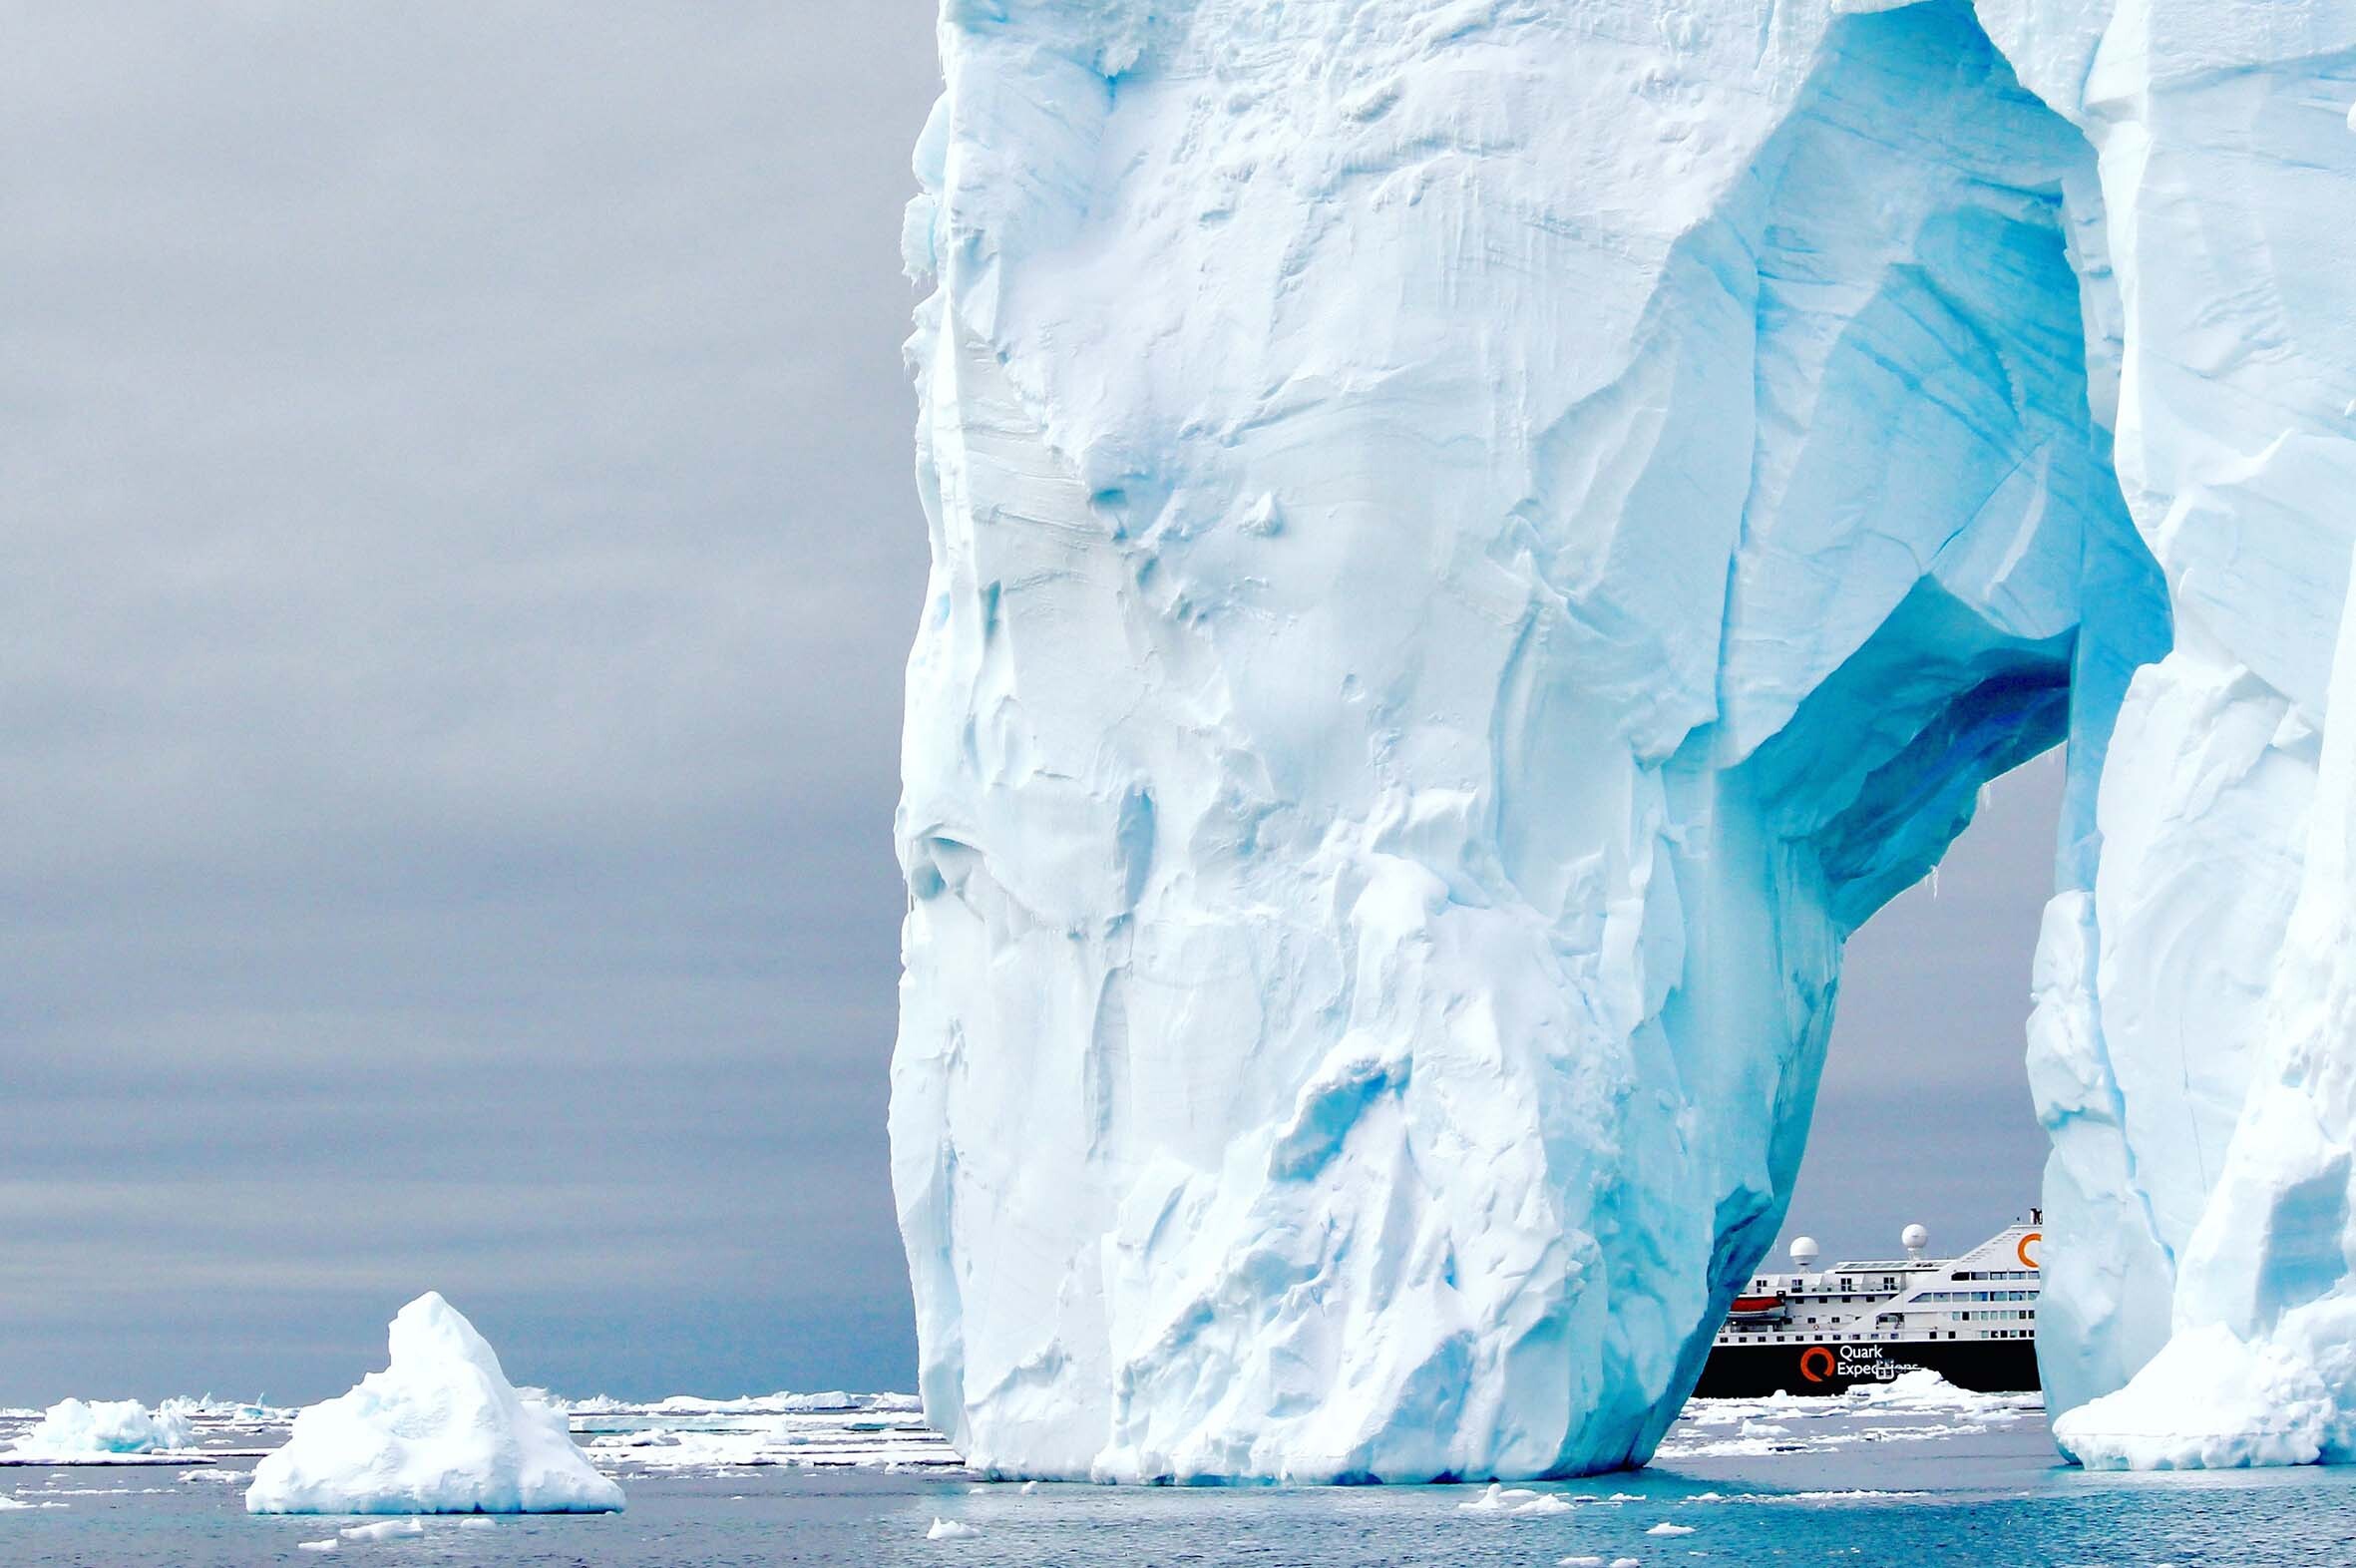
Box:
[8, 1399, 193, 1460]
[577, 1393, 954, 1472]
[1456, 1482, 1574, 1515]
[340, 1518, 424, 1541]
[1685, 1488, 1927, 1504]
[584, 1421, 954, 1470]
[1653, 1371, 2042, 1461]
[927, 1517, 981, 1540]
[245, 1293, 623, 1515]
[1647, 1521, 1695, 1535]
[295, 1540, 338, 1553]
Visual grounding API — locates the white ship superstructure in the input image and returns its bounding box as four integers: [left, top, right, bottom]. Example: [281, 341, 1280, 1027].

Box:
[1693, 1215, 2043, 1396]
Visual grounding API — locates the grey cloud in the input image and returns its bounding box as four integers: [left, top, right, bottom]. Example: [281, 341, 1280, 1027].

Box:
[1, 3, 2067, 1407]
[4, 3, 940, 1404]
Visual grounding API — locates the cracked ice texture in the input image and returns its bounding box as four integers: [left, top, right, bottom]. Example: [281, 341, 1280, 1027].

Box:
[892, 0, 2356, 1478]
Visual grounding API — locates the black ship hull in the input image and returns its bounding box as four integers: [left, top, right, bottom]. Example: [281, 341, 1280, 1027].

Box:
[1690, 1337, 2038, 1398]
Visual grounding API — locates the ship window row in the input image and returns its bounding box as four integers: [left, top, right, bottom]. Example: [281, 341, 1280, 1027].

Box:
[1956, 1269, 2037, 1281]
[1722, 1332, 1974, 1344]
[1911, 1290, 2035, 1303]
[1956, 1310, 2034, 1321]
[1722, 1327, 2039, 1344]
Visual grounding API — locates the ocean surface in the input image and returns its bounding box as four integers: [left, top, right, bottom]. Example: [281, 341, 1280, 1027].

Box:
[6, 1378, 2354, 1566]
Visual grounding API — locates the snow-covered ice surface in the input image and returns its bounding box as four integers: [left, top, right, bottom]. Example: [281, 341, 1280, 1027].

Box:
[245, 1294, 623, 1514]
[894, 0, 2356, 1481]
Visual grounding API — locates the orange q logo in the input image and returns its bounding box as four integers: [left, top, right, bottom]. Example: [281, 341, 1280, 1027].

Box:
[1799, 1346, 1836, 1383]
[2017, 1231, 2042, 1270]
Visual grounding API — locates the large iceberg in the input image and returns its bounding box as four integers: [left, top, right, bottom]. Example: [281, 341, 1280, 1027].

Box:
[246, 1294, 623, 1514]
[892, 0, 2356, 1478]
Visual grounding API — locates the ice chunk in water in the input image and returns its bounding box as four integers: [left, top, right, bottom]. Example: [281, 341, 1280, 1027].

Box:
[246, 1294, 623, 1515]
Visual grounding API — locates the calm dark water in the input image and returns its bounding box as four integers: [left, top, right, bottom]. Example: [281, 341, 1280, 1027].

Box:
[9, 1434, 2356, 1567]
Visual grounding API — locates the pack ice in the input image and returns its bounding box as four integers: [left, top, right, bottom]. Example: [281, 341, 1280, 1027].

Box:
[246, 1294, 622, 1514]
[892, 0, 2356, 1478]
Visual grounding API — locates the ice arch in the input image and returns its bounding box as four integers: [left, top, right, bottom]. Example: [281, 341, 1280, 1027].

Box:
[894, 0, 2356, 1477]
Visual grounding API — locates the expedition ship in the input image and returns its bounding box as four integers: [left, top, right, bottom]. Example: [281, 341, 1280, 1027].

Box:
[1690, 1215, 2042, 1397]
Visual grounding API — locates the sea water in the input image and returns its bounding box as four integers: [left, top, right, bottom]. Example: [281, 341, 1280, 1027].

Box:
[6, 1384, 2355, 1565]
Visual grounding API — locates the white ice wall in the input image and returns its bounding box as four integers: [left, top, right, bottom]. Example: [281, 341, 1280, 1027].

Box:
[1991, 0, 2356, 1456]
[893, 0, 2356, 1478]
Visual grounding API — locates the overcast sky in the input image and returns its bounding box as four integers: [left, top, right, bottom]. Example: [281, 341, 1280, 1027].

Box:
[3, 5, 2053, 1406]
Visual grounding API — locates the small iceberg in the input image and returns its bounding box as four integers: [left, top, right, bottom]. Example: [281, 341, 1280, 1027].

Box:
[246, 1293, 623, 1514]
[11, 1399, 193, 1458]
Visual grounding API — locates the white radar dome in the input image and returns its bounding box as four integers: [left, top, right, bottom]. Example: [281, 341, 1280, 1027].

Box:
[1902, 1223, 1929, 1257]
[1788, 1236, 1819, 1268]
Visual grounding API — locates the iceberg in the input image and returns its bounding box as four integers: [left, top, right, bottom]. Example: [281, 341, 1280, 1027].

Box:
[11, 1399, 192, 1457]
[246, 1293, 623, 1514]
[893, 0, 2356, 1478]
[2052, 555, 2356, 1469]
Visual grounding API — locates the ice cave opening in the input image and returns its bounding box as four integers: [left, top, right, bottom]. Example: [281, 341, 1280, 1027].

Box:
[1779, 749, 2064, 1272]
[1650, 0, 2171, 1451]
